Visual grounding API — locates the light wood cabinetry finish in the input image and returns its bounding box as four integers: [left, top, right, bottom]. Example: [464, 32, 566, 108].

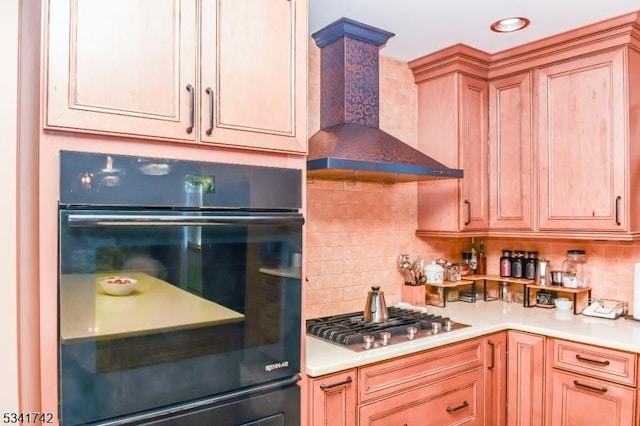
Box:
[411, 13, 640, 240]
[547, 338, 638, 426]
[410, 50, 490, 236]
[309, 370, 357, 426]
[309, 336, 490, 425]
[537, 50, 626, 232]
[45, 0, 307, 154]
[359, 367, 484, 426]
[488, 72, 534, 231]
[485, 333, 507, 426]
[507, 330, 545, 426]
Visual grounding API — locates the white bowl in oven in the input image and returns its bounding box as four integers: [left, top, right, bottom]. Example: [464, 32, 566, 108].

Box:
[98, 276, 138, 296]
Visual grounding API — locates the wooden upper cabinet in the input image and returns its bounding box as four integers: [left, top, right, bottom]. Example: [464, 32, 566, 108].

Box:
[45, 0, 307, 154]
[200, 0, 307, 152]
[411, 55, 490, 236]
[46, 0, 197, 141]
[537, 49, 626, 232]
[489, 72, 534, 231]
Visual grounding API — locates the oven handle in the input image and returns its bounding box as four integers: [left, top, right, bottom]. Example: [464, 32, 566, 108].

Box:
[66, 213, 304, 227]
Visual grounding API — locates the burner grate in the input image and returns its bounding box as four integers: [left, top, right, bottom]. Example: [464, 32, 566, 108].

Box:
[306, 307, 470, 351]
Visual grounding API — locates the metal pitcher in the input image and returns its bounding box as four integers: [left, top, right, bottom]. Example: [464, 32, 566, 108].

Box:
[364, 286, 389, 323]
[535, 258, 551, 286]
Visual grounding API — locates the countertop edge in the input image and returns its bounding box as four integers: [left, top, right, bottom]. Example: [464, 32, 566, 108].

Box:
[305, 301, 640, 377]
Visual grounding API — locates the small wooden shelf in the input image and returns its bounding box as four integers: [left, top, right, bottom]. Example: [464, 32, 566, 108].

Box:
[524, 285, 591, 315]
[423, 279, 476, 307]
[462, 275, 535, 302]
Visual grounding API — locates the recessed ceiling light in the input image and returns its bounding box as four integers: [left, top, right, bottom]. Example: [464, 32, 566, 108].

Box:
[490, 17, 530, 33]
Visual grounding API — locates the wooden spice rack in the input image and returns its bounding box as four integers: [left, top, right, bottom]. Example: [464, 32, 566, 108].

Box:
[422, 274, 591, 315]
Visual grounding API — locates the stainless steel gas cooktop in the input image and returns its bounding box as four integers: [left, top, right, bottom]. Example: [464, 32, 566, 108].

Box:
[306, 307, 470, 352]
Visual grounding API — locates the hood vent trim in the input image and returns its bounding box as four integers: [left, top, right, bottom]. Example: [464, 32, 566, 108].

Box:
[308, 18, 463, 183]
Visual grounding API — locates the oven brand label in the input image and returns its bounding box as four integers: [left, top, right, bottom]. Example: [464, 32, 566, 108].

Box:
[265, 361, 289, 372]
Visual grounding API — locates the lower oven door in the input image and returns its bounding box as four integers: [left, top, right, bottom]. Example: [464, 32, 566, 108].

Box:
[58, 209, 303, 425]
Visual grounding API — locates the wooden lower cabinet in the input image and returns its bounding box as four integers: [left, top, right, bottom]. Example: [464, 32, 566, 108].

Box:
[309, 370, 357, 426]
[359, 367, 484, 425]
[507, 331, 545, 426]
[485, 333, 507, 426]
[309, 336, 496, 425]
[547, 369, 635, 426]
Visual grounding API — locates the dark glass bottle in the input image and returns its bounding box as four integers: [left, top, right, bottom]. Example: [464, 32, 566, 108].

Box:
[525, 251, 538, 280]
[512, 250, 524, 278]
[500, 250, 512, 277]
[477, 240, 486, 275]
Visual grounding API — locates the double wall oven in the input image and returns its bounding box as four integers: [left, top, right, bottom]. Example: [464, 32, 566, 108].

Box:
[58, 151, 303, 425]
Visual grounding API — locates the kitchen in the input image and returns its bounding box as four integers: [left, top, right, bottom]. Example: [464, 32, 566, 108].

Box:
[4, 0, 640, 425]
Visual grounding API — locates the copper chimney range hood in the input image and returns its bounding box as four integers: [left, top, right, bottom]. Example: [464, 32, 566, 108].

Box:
[307, 18, 463, 183]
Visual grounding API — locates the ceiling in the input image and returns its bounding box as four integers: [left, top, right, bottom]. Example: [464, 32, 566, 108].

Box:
[308, 0, 640, 62]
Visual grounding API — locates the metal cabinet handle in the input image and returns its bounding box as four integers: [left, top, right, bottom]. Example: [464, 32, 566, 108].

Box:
[464, 200, 471, 225]
[487, 339, 495, 370]
[446, 400, 469, 413]
[186, 84, 195, 134]
[319, 376, 352, 390]
[615, 195, 621, 226]
[573, 380, 607, 393]
[205, 87, 214, 136]
[575, 354, 610, 366]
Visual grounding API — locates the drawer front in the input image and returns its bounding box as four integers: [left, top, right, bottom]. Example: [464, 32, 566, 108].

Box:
[549, 369, 635, 426]
[359, 338, 483, 403]
[552, 339, 636, 386]
[359, 367, 484, 426]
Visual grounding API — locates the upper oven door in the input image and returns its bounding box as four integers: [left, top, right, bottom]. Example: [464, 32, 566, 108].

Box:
[58, 209, 303, 425]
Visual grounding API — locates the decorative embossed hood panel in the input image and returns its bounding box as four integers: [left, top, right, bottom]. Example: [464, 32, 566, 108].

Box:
[307, 18, 463, 183]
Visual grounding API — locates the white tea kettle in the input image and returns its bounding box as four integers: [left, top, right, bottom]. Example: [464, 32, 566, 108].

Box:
[364, 286, 389, 323]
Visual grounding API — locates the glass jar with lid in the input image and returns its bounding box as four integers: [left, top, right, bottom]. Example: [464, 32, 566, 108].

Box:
[561, 250, 587, 288]
[512, 250, 525, 278]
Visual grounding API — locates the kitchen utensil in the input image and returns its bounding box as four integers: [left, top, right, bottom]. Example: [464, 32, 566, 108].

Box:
[98, 276, 138, 296]
[553, 297, 573, 311]
[535, 258, 551, 286]
[550, 270, 563, 286]
[363, 286, 389, 323]
[536, 291, 555, 306]
[425, 261, 444, 284]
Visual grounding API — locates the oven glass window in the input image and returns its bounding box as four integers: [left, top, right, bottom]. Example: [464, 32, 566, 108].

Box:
[58, 210, 302, 425]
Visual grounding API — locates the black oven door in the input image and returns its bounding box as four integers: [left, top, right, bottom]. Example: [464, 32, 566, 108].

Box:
[58, 209, 303, 425]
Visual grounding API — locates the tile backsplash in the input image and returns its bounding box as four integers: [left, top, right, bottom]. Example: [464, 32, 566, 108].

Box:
[305, 42, 640, 319]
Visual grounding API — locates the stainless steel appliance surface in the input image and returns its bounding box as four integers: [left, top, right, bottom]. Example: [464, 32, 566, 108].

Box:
[306, 307, 470, 352]
[58, 151, 303, 426]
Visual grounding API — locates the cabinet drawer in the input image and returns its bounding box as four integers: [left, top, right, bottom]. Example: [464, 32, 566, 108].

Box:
[358, 367, 484, 426]
[551, 339, 636, 386]
[548, 369, 635, 426]
[358, 338, 483, 403]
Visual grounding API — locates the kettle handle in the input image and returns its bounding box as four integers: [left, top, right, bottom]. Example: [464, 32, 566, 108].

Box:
[370, 286, 380, 314]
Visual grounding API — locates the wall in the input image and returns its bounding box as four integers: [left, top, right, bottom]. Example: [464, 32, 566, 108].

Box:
[0, 0, 20, 412]
[305, 43, 468, 319]
[305, 42, 640, 319]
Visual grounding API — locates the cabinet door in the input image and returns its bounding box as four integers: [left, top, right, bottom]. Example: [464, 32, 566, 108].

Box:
[507, 331, 545, 426]
[489, 72, 534, 230]
[458, 75, 490, 231]
[416, 73, 488, 234]
[46, 0, 197, 140]
[485, 333, 507, 426]
[548, 369, 635, 426]
[200, 0, 307, 153]
[359, 367, 484, 426]
[310, 370, 357, 426]
[537, 49, 626, 231]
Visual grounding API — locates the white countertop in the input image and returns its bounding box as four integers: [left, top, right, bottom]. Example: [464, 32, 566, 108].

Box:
[306, 300, 640, 377]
